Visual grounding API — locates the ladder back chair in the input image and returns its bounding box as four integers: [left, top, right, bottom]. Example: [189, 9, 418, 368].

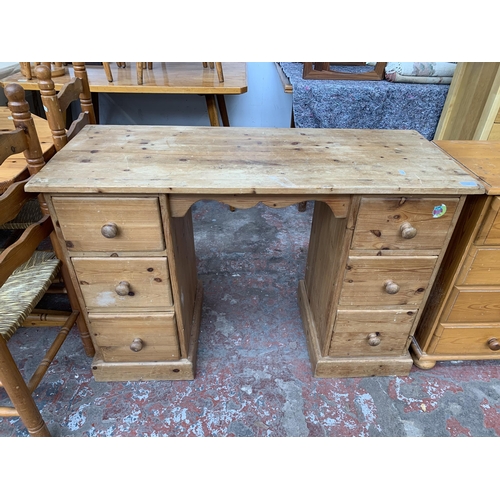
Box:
[0, 176, 79, 437]
[2, 83, 95, 357]
[35, 62, 96, 151]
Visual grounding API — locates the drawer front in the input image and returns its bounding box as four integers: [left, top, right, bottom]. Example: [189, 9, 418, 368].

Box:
[446, 289, 500, 323]
[459, 248, 500, 285]
[89, 313, 180, 362]
[482, 197, 500, 246]
[52, 197, 165, 252]
[433, 324, 500, 356]
[351, 197, 458, 250]
[339, 256, 437, 306]
[329, 309, 417, 357]
[73, 257, 173, 310]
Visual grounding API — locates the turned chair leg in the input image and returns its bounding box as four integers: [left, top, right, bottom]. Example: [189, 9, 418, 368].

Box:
[0, 336, 51, 437]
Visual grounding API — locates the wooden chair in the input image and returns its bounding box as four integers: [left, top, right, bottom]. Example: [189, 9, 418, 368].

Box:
[2, 83, 95, 358]
[203, 62, 224, 82]
[0, 175, 79, 436]
[103, 62, 153, 85]
[35, 62, 96, 151]
[103, 62, 223, 85]
[19, 62, 67, 80]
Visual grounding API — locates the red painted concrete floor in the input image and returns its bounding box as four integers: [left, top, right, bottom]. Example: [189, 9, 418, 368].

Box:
[2, 201, 500, 437]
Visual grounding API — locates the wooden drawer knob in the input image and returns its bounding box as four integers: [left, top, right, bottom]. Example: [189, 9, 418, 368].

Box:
[367, 333, 381, 346]
[130, 338, 143, 352]
[115, 281, 130, 296]
[101, 222, 118, 238]
[384, 280, 400, 294]
[487, 338, 500, 351]
[400, 222, 417, 239]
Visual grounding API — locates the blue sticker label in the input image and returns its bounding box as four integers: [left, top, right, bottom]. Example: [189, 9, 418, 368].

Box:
[460, 181, 478, 187]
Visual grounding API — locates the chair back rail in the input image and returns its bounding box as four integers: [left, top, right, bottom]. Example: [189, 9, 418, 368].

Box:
[0, 213, 52, 287]
[0, 128, 29, 165]
[0, 178, 38, 225]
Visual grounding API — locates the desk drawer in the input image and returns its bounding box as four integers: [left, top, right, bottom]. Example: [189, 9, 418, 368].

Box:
[339, 256, 437, 306]
[433, 324, 500, 356]
[89, 312, 180, 362]
[351, 197, 458, 250]
[53, 197, 165, 252]
[329, 309, 416, 357]
[73, 257, 173, 311]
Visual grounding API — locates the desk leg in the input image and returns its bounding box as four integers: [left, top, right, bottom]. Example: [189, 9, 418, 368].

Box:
[205, 95, 220, 126]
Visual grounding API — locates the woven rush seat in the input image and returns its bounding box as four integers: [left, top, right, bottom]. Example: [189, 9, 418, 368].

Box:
[0, 198, 43, 230]
[0, 250, 61, 340]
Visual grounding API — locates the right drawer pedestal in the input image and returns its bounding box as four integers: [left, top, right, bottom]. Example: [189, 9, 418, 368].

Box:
[301, 195, 462, 378]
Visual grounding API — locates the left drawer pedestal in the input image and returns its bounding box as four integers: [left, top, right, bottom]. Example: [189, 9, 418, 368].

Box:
[47, 195, 201, 381]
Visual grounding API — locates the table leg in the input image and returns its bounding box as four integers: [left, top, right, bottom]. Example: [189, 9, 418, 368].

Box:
[91, 93, 100, 123]
[204, 95, 220, 126]
[216, 95, 230, 126]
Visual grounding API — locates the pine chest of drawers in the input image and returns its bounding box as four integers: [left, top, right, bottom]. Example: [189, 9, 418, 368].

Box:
[25, 126, 484, 380]
[413, 141, 500, 369]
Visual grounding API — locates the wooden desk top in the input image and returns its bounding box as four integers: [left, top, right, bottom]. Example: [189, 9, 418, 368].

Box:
[0, 62, 248, 95]
[26, 125, 485, 197]
[434, 140, 500, 195]
[0, 106, 55, 192]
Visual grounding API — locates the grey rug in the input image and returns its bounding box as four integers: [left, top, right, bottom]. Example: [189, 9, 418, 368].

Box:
[279, 63, 450, 140]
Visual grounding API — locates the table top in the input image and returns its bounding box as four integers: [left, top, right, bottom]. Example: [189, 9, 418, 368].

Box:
[434, 140, 500, 195]
[0, 106, 55, 192]
[25, 125, 485, 196]
[0, 62, 248, 95]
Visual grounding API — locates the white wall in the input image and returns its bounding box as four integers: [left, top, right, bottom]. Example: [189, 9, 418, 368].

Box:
[1, 63, 292, 127]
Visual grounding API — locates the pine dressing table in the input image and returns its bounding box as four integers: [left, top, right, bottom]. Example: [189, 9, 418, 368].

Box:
[25, 125, 484, 381]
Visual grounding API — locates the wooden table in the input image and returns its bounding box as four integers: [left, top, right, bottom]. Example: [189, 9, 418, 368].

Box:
[0, 106, 55, 193]
[412, 140, 500, 369]
[25, 125, 485, 381]
[0, 63, 248, 127]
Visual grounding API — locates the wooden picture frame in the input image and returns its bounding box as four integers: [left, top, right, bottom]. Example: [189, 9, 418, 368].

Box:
[302, 62, 386, 81]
